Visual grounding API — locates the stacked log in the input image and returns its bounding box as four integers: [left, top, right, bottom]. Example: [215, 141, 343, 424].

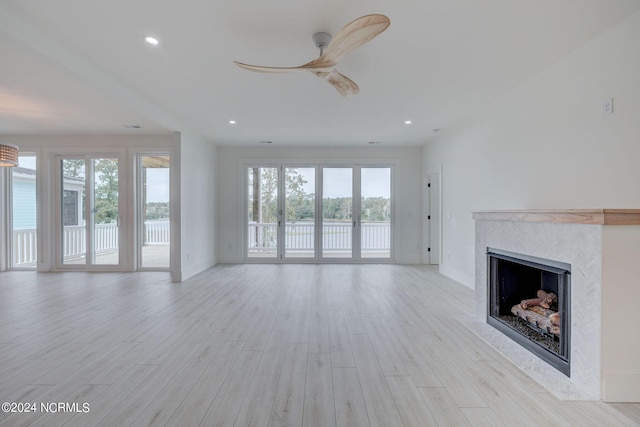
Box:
[511, 303, 560, 335]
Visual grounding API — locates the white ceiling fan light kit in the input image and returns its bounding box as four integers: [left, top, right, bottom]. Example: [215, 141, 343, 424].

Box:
[234, 14, 390, 97]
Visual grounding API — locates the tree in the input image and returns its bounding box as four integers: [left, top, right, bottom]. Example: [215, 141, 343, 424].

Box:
[61, 159, 119, 225]
[249, 167, 312, 223]
[94, 159, 119, 224]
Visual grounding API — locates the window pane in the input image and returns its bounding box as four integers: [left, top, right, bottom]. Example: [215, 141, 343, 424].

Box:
[61, 159, 86, 265]
[140, 155, 170, 268]
[285, 167, 315, 258]
[92, 158, 119, 265]
[11, 155, 37, 268]
[361, 167, 391, 259]
[322, 168, 352, 258]
[248, 167, 278, 258]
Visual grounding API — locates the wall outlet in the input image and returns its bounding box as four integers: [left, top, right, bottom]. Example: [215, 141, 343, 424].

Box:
[602, 98, 614, 116]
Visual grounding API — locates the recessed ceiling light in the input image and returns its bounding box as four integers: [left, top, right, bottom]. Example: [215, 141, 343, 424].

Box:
[229, 120, 236, 125]
[259, 141, 272, 144]
[123, 124, 142, 129]
[404, 120, 412, 125]
[368, 141, 381, 145]
[432, 128, 440, 133]
[144, 36, 159, 46]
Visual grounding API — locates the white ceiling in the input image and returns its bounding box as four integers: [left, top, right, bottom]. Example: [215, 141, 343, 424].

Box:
[1, 1, 639, 146]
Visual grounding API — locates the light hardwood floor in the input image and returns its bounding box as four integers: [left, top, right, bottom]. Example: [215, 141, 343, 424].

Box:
[0, 264, 638, 426]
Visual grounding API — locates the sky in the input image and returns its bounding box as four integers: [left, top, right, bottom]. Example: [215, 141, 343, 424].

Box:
[145, 168, 170, 202]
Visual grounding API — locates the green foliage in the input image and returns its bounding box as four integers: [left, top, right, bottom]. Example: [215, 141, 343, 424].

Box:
[249, 167, 390, 223]
[93, 159, 119, 224]
[321, 197, 352, 220]
[62, 159, 85, 179]
[146, 202, 170, 220]
[62, 159, 120, 225]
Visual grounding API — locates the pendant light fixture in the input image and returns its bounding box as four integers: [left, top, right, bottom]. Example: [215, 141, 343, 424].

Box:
[0, 144, 19, 167]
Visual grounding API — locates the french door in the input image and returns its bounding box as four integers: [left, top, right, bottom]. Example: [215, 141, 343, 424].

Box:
[55, 153, 125, 270]
[246, 165, 391, 262]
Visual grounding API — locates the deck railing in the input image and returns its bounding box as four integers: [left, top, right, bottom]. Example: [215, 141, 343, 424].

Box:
[248, 221, 390, 252]
[12, 220, 170, 266]
[12, 228, 37, 266]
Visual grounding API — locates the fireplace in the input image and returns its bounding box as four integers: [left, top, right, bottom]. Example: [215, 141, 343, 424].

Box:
[487, 248, 571, 376]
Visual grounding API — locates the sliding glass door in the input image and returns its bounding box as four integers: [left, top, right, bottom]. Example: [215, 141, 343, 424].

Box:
[246, 164, 392, 262]
[56, 154, 124, 269]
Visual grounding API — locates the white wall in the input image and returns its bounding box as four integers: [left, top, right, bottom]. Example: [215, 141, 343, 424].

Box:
[179, 131, 217, 281]
[216, 145, 424, 264]
[424, 11, 640, 288]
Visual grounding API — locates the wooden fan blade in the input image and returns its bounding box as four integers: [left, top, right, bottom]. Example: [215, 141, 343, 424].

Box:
[233, 61, 306, 73]
[305, 14, 390, 69]
[312, 69, 359, 97]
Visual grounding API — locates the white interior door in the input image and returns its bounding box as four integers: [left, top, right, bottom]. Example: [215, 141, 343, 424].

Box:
[425, 171, 441, 264]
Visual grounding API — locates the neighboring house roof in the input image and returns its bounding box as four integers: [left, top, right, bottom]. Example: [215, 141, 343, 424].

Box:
[13, 167, 85, 185]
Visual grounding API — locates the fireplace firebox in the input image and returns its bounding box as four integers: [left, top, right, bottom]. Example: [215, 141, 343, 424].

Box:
[487, 248, 571, 376]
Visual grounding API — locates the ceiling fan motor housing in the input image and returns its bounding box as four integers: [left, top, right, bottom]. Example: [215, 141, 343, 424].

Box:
[313, 32, 332, 50]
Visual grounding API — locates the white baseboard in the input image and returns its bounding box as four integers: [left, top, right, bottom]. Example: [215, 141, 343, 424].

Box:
[439, 263, 474, 289]
[179, 257, 216, 282]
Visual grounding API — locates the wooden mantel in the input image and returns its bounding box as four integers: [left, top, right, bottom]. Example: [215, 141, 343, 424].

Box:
[472, 209, 640, 225]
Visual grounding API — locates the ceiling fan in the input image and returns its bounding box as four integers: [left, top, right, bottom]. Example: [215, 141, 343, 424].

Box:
[234, 14, 390, 97]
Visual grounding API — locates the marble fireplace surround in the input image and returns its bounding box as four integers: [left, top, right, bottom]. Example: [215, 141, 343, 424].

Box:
[466, 209, 640, 402]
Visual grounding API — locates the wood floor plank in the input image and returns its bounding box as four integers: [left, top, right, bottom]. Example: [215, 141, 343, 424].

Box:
[418, 387, 472, 427]
[350, 333, 404, 427]
[425, 348, 488, 408]
[327, 309, 356, 368]
[461, 407, 508, 427]
[269, 343, 308, 427]
[308, 305, 331, 355]
[332, 368, 369, 427]
[303, 353, 336, 427]
[465, 361, 541, 426]
[234, 331, 289, 427]
[164, 341, 245, 426]
[363, 316, 408, 377]
[611, 403, 640, 424]
[385, 376, 438, 426]
[63, 363, 160, 427]
[0, 265, 637, 426]
[199, 349, 263, 427]
[376, 317, 442, 387]
[130, 340, 226, 427]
